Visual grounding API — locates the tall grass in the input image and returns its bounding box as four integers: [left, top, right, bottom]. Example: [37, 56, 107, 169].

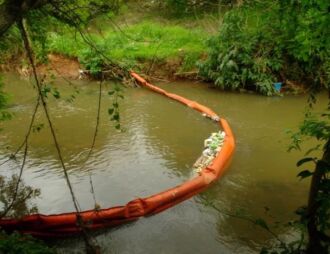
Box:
[48, 21, 207, 71]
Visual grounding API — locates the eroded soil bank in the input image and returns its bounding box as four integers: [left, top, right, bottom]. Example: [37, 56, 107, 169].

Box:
[1, 52, 200, 82]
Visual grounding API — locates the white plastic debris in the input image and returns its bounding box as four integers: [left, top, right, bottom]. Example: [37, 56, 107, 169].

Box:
[211, 116, 220, 122]
[192, 131, 226, 177]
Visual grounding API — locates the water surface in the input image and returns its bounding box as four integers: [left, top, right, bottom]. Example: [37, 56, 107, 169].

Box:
[0, 74, 327, 253]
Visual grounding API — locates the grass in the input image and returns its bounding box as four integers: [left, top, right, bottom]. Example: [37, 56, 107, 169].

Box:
[47, 21, 208, 72]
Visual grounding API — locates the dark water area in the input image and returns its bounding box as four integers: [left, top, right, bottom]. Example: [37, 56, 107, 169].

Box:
[0, 74, 328, 253]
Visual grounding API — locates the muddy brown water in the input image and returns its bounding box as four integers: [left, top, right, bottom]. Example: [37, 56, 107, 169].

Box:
[0, 73, 328, 253]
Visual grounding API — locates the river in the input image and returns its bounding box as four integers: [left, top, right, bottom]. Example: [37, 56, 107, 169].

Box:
[0, 73, 327, 253]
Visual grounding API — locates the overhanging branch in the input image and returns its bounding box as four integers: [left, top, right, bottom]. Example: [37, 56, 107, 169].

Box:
[0, 0, 48, 37]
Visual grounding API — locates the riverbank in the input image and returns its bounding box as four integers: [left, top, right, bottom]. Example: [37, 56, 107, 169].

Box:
[0, 1, 309, 94]
[0, 1, 217, 81]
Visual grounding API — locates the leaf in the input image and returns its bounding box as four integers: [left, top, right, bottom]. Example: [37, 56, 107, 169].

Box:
[260, 248, 269, 254]
[108, 108, 114, 115]
[255, 218, 269, 230]
[32, 123, 44, 133]
[112, 113, 120, 121]
[297, 170, 313, 180]
[108, 91, 115, 96]
[52, 89, 60, 99]
[296, 157, 315, 167]
[318, 160, 330, 174]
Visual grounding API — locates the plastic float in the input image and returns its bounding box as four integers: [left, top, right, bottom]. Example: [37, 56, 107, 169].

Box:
[0, 72, 235, 237]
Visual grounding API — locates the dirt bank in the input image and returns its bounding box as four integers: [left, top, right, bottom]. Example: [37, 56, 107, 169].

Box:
[0, 54, 81, 80]
[38, 54, 81, 79]
[1, 53, 200, 82]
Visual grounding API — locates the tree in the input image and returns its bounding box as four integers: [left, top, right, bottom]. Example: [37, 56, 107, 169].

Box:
[199, 0, 330, 95]
[292, 110, 330, 254]
[0, 0, 122, 37]
[0, 1, 124, 253]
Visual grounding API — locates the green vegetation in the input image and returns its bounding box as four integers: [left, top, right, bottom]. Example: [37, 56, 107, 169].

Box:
[0, 231, 54, 254]
[48, 21, 207, 73]
[200, 1, 330, 95]
[289, 110, 330, 254]
[0, 26, 22, 65]
[0, 0, 329, 253]
[1, 1, 329, 96]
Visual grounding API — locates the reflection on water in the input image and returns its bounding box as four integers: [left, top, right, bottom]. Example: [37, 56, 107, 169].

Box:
[0, 74, 327, 253]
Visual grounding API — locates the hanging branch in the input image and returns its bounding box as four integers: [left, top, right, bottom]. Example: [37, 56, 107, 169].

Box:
[0, 96, 40, 167]
[0, 141, 28, 218]
[84, 78, 103, 209]
[18, 18, 80, 218]
[18, 18, 100, 254]
[146, 40, 163, 76]
[200, 197, 290, 252]
[86, 79, 103, 160]
[0, 94, 41, 217]
[45, 2, 131, 80]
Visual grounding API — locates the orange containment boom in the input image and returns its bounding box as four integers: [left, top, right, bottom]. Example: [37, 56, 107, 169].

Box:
[0, 72, 235, 237]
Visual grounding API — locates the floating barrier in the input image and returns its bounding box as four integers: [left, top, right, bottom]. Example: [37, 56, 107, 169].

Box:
[0, 72, 235, 237]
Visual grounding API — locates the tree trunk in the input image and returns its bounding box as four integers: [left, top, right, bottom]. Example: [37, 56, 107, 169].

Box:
[0, 0, 47, 37]
[306, 138, 330, 254]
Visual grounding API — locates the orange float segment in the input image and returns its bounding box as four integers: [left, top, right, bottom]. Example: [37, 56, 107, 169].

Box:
[130, 72, 219, 119]
[0, 71, 235, 237]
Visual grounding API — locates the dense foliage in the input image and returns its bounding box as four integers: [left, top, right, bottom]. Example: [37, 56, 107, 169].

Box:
[261, 110, 330, 254]
[294, 111, 329, 253]
[0, 231, 54, 254]
[200, 0, 330, 95]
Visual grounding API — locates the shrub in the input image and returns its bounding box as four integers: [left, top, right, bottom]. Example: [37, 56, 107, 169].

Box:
[199, 0, 330, 95]
[0, 231, 54, 254]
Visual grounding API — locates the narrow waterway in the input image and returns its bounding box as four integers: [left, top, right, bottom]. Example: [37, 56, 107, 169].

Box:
[0, 74, 327, 253]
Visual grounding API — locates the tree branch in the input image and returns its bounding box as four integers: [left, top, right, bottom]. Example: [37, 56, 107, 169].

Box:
[0, 0, 48, 36]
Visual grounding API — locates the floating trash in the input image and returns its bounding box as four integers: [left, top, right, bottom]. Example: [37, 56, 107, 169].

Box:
[193, 131, 226, 175]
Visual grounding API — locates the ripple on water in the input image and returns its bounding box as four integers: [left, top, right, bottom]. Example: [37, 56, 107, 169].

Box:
[2, 75, 326, 253]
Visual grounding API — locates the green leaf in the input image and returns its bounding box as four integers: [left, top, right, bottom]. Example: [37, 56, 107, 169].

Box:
[108, 91, 115, 96]
[297, 170, 313, 179]
[255, 218, 269, 230]
[52, 89, 60, 99]
[32, 123, 45, 133]
[112, 113, 120, 121]
[260, 248, 269, 254]
[318, 160, 330, 174]
[108, 108, 114, 115]
[296, 157, 315, 167]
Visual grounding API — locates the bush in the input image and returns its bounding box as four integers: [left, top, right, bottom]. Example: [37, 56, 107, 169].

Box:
[0, 231, 54, 254]
[199, 0, 330, 95]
